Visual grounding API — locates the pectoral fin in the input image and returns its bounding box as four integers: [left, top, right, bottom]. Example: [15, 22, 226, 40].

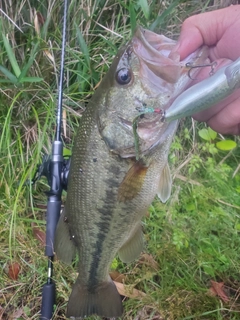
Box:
[118, 224, 144, 263]
[117, 161, 148, 202]
[157, 163, 172, 203]
[54, 210, 76, 264]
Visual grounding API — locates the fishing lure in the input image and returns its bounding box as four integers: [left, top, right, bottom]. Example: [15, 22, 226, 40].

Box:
[164, 57, 240, 122]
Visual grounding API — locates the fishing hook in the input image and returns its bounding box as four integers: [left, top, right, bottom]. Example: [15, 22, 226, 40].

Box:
[186, 61, 217, 80]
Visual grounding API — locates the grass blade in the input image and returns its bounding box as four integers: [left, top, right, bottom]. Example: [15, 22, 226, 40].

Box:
[0, 65, 18, 83]
[138, 0, 150, 20]
[128, 2, 137, 35]
[19, 77, 44, 83]
[18, 42, 40, 81]
[2, 34, 21, 78]
[75, 24, 90, 69]
[150, 0, 180, 30]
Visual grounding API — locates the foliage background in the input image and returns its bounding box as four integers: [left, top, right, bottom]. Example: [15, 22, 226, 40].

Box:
[1, 0, 240, 319]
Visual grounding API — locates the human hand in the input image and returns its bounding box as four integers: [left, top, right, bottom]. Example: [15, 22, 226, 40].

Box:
[175, 5, 240, 135]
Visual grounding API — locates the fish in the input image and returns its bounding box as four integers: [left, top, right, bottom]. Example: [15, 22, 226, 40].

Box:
[163, 57, 240, 122]
[54, 27, 209, 319]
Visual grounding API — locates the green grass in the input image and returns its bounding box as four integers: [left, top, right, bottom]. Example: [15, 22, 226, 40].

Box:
[1, 0, 240, 319]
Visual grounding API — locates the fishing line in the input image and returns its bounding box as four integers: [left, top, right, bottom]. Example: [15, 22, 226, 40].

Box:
[56, 0, 68, 142]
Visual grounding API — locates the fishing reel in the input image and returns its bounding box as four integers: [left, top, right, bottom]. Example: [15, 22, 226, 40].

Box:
[31, 154, 71, 191]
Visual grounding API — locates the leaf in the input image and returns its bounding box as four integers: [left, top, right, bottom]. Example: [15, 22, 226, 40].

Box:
[8, 262, 21, 280]
[203, 264, 215, 277]
[75, 25, 90, 69]
[2, 34, 21, 77]
[18, 42, 40, 81]
[185, 202, 196, 211]
[34, 11, 45, 36]
[129, 2, 137, 35]
[32, 222, 46, 246]
[0, 65, 18, 84]
[198, 128, 210, 141]
[0, 78, 15, 83]
[150, 0, 180, 30]
[208, 280, 229, 302]
[216, 140, 237, 151]
[63, 109, 67, 138]
[198, 127, 217, 141]
[235, 223, 240, 230]
[19, 77, 43, 83]
[10, 307, 24, 319]
[138, 0, 150, 19]
[139, 253, 159, 270]
[110, 271, 126, 283]
[114, 281, 146, 299]
[43, 49, 55, 63]
[63, 147, 72, 157]
[110, 257, 119, 270]
[208, 127, 217, 140]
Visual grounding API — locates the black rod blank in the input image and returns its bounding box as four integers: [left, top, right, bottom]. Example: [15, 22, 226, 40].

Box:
[40, 0, 68, 318]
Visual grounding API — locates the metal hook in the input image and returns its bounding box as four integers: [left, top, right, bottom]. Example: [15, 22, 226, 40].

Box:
[186, 61, 217, 80]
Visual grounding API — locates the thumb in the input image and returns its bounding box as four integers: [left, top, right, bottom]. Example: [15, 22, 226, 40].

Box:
[173, 6, 239, 60]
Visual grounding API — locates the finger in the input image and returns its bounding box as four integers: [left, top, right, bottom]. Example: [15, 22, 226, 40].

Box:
[206, 95, 240, 135]
[185, 58, 232, 120]
[174, 6, 240, 60]
[193, 87, 240, 122]
[193, 89, 240, 135]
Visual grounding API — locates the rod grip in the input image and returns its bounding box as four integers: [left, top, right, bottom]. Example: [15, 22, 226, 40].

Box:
[40, 282, 56, 320]
[45, 199, 61, 256]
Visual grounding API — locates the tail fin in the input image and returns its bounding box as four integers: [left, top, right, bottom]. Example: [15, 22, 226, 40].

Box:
[66, 276, 123, 318]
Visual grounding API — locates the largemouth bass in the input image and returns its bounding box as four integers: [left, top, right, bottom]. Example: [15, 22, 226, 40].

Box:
[55, 27, 208, 318]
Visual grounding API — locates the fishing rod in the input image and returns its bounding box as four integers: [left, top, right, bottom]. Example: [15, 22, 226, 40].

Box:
[39, 0, 69, 318]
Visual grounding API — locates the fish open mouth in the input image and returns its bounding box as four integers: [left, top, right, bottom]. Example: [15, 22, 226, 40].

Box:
[133, 27, 184, 84]
[132, 26, 209, 99]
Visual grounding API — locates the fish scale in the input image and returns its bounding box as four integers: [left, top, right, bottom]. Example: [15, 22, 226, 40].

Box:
[54, 26, 209, 318]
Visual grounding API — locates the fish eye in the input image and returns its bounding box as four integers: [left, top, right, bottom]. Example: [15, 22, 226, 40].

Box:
[116, 68, 132, 85]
